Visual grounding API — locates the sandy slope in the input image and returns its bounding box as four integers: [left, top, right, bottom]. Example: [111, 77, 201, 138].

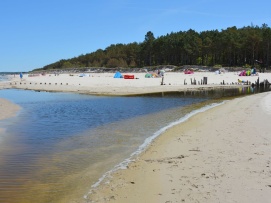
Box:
[87, 92, 271, 203]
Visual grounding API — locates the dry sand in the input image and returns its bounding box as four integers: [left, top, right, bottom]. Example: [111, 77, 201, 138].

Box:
[87, 92, 271, 203]
[3, 71, 271, 95]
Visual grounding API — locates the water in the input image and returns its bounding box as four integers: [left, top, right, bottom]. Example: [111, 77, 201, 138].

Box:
[0, 89, 210, 203]
[1, 86, 270, 202]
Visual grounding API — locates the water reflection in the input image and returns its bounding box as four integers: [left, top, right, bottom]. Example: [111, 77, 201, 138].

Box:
[0, 86, 270, 203]
[139, 86, 270, 98]
[0, 89, 207, 202]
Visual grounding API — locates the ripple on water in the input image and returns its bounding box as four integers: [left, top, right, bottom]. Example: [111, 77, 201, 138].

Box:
[1, 87, 268, 203]
[0, 89, 209, 202]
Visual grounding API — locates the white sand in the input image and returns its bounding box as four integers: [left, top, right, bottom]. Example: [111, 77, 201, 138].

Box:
[261, 93, 271, 115]
[87, 92, 271, 203]
[4, 71, 271, 95]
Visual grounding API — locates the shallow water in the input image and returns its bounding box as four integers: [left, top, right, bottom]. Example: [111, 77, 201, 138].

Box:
[0, 89, 210, 203]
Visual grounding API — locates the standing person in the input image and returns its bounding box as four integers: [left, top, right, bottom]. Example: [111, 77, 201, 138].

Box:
[20, 72, 23, 79]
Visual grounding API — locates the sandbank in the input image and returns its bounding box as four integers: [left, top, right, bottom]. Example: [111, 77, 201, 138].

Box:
[0, 98, 21, 121]
[87, 92, 271, 203]
[0, 98, 21, 137]
[2, 71, 271, 95]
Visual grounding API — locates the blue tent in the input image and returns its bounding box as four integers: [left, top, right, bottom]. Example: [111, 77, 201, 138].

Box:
[79, 73, 88, 77]
[114, 71, 123, 78]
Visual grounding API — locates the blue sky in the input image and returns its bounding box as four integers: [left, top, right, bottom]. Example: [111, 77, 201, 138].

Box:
[1, 0, 270, 72]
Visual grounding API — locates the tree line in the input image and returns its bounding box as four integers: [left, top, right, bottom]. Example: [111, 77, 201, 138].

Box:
[37, 23, 271, 71]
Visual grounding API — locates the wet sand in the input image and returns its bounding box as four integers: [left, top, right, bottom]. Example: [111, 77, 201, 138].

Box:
[0, 98, 21, 139]
[0, 98, 21, 121]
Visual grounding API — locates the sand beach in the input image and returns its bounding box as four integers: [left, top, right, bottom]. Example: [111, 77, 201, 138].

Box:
[0, 71, 271, 202]
[86, 92, 271, 203]
[2, 71, 271, 95]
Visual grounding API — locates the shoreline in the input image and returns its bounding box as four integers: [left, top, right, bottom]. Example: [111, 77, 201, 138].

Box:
[0, 90, 221, 202]
[87, 92, 271, 203]
[85, 101, 225, 194]
[1, 72, 271, 202]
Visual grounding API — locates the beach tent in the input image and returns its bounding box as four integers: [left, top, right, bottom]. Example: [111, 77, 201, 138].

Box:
[251, 67, 256, 75]
[79, 73, 88, 77]
[184, 69, 194, 74]
[114, 71, 123, 78]
[239, 70, 246, 76]
[145, 73, 152, 78]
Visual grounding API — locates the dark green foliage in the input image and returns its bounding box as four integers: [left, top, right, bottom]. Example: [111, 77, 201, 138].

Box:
[37, 24, 271, 71]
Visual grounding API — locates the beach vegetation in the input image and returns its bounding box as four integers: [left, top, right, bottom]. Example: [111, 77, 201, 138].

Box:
[214, 64, 222, 68]
[35, 23, 271, 71]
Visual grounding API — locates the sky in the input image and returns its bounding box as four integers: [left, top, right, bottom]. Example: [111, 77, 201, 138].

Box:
[1, 0, 270, 72]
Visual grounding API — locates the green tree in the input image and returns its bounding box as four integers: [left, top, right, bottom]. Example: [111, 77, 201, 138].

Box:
[142, 31, 155, 66]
